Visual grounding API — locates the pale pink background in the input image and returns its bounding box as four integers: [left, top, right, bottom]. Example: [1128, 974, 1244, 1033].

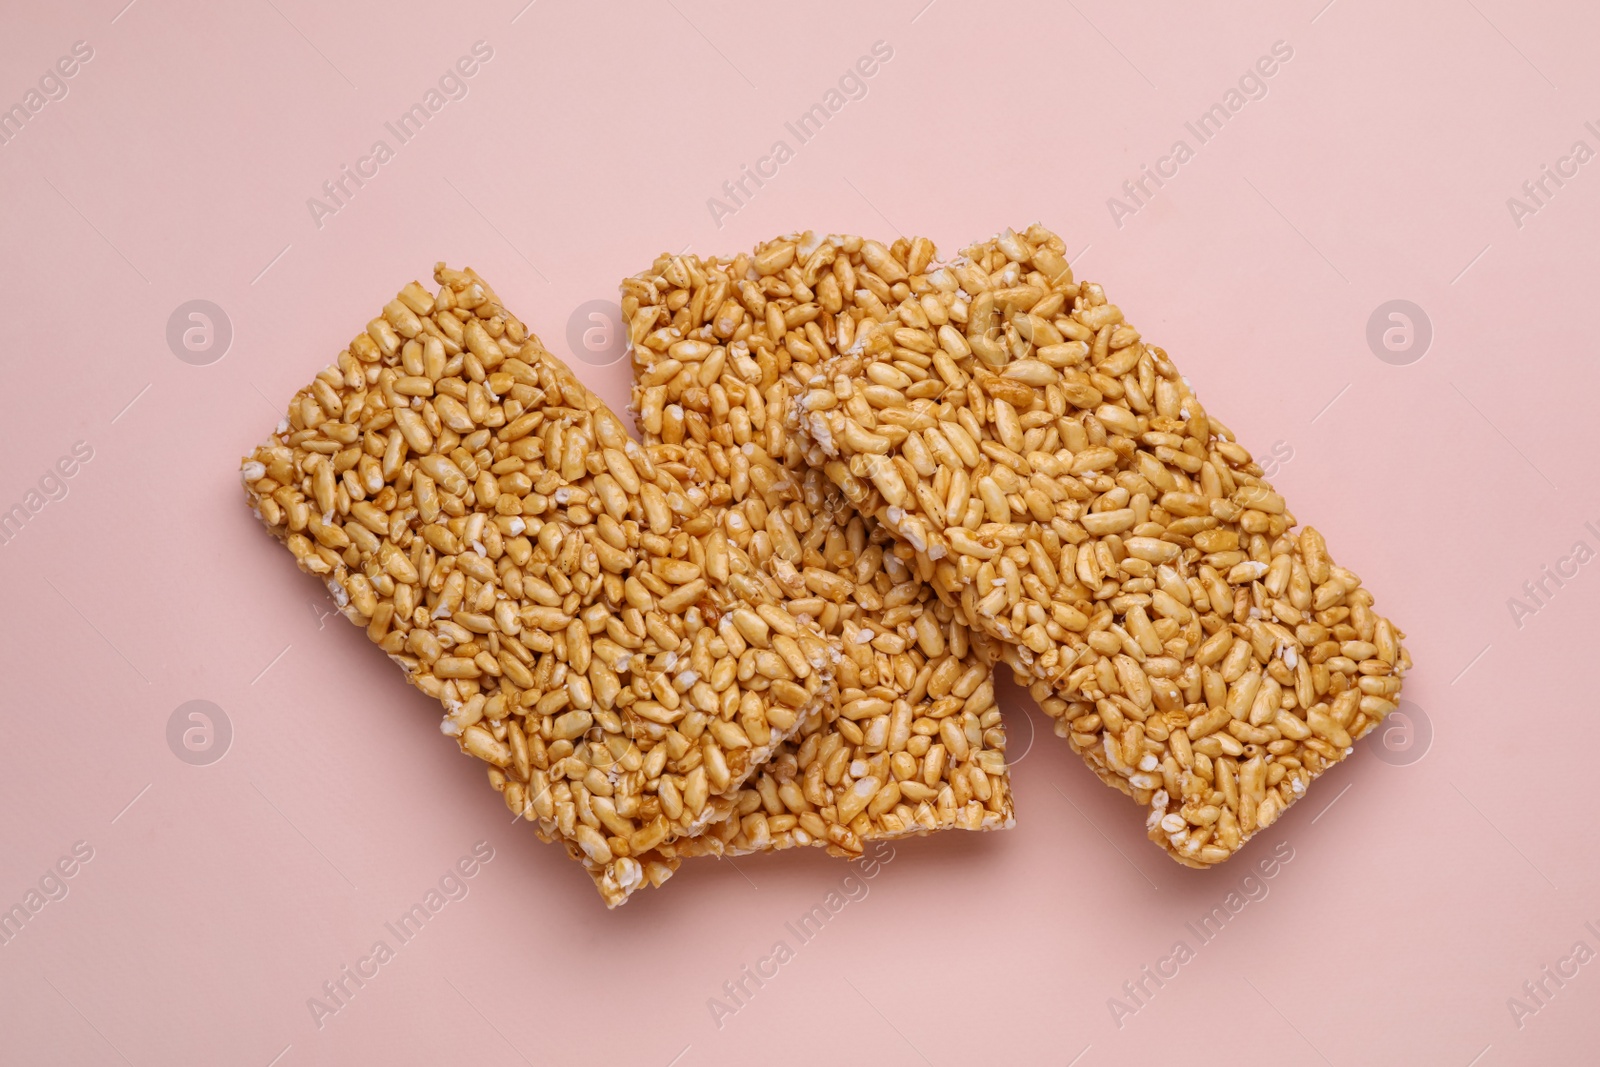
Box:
[1, 0, 1594, 1063]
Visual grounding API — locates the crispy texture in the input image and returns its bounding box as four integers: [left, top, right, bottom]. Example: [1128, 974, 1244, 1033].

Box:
[649, 443, 1014, 858]
[769, 225, 1409, 867]
[623, 241, 1015, 859]
[240, 265, 833, 906]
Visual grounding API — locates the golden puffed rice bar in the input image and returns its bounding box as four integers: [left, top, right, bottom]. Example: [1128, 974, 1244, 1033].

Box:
[240, 265, 833, 906]
[763, 225, 1407, 868]
[624, 245, 1014, 857]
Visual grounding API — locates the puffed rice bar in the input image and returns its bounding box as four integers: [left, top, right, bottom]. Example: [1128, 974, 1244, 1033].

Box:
[240, 265, 832, 905]
[623, 245, 1015, 858]
[786, 225, 1409, 867]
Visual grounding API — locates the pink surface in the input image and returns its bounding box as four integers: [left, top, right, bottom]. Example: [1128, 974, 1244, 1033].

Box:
[1, 1, 1595, 1063]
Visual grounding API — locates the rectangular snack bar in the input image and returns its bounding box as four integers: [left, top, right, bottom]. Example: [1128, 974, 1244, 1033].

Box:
[240, 265, 833, 906]
[622, 243, 1014, 859]
[771, 225, 1408, 867]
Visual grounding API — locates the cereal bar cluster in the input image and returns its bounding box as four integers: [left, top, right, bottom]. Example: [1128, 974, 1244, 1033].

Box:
[242, 226, 1409, 905]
